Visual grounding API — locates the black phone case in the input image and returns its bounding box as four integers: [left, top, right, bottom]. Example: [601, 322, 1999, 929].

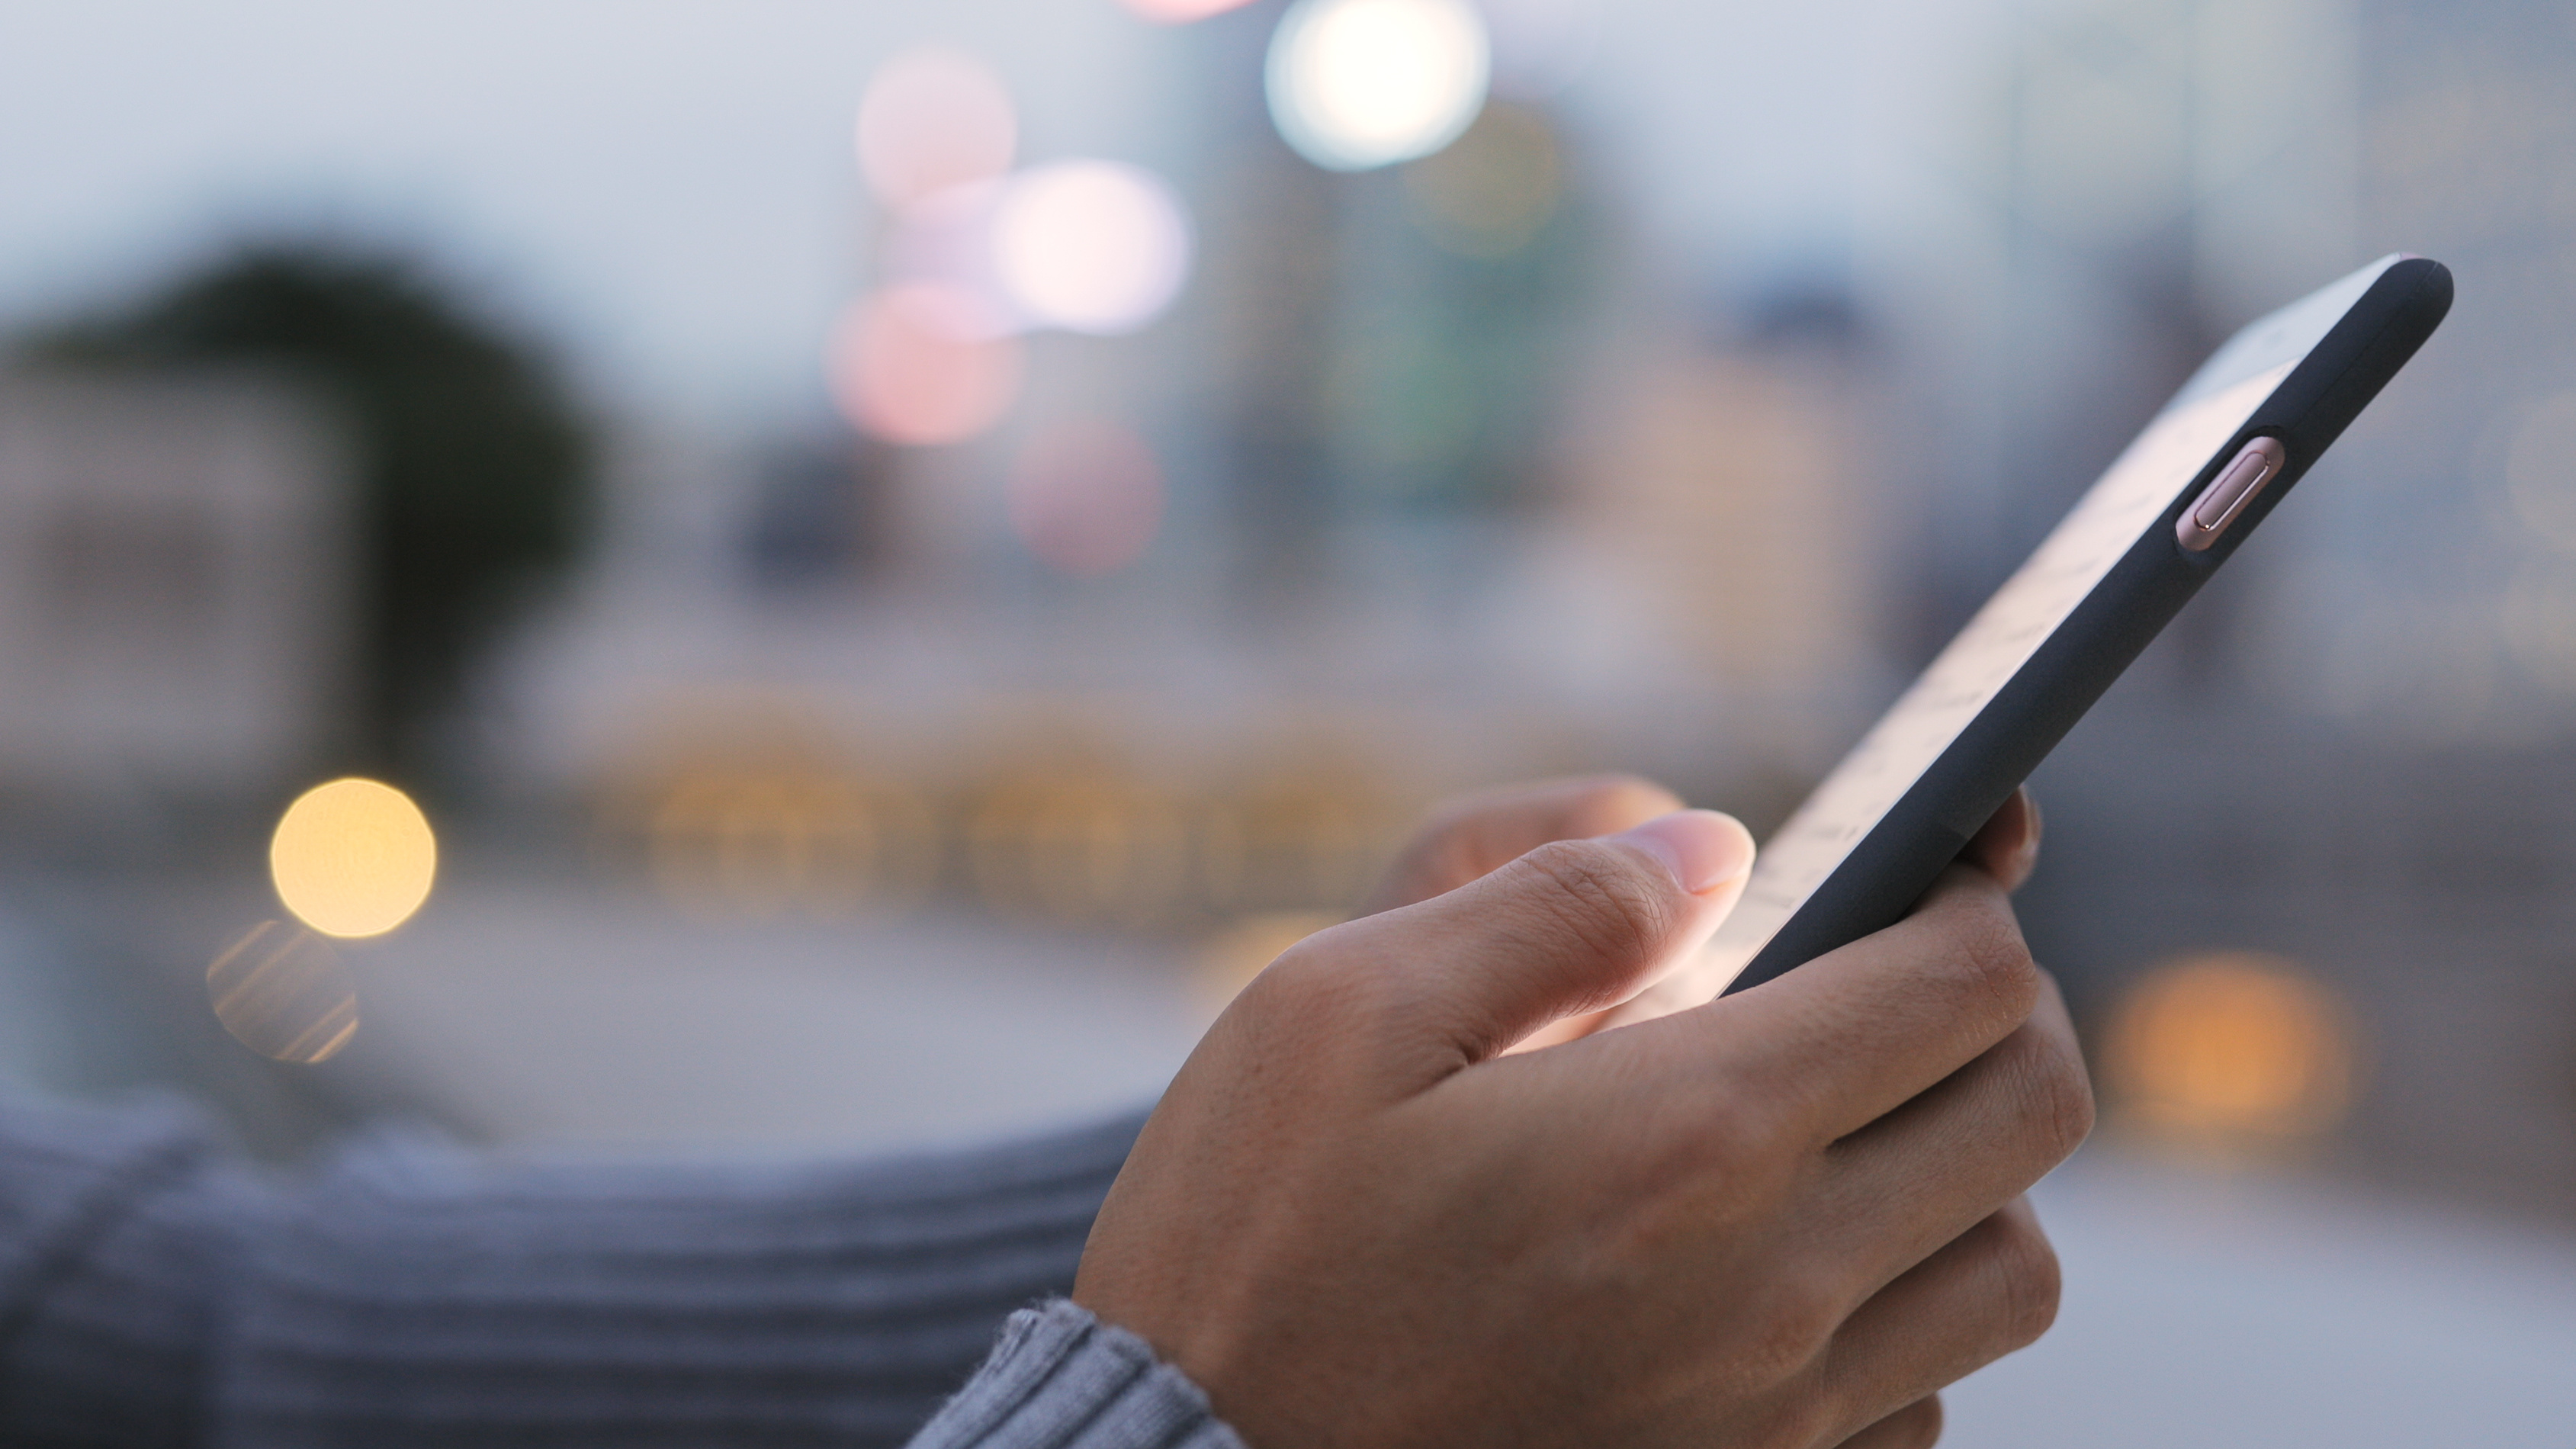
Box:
[1725, 257, 2455, 996]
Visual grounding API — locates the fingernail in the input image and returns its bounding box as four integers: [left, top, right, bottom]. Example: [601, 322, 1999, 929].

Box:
[2016, 792, 2044, 869]
[1611, 810, 1756, 895]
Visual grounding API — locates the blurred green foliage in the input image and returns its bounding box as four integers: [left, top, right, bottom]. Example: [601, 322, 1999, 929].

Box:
[30, 243, 594, 776]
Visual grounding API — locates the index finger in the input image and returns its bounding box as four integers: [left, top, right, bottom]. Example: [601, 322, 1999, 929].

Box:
[1365, 774, 1685, 914]
[1613, 864, 2042, 1145]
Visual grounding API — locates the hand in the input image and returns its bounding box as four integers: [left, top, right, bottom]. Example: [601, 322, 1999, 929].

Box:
[1363, 776, 2044, 1049]
[1076, 781, 2081, 1449]
[1367, 778, 2041, 914]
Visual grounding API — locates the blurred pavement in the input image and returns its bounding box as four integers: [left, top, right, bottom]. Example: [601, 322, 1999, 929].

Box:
[1956, 1155, 2576, 1446]
[342, 875, 1212, 1153]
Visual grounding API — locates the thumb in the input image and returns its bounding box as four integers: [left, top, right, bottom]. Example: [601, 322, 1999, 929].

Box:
[1341, 809, 1755, 1071]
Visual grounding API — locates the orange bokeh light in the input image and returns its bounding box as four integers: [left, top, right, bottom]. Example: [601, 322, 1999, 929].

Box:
[829, 284, 1025, 447]
[2106, 951, 2358, 1143]
[1008, 418, 1166, 577]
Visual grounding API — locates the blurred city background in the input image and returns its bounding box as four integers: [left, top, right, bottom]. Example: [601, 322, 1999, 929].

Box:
[2, 0, 2574, 1441]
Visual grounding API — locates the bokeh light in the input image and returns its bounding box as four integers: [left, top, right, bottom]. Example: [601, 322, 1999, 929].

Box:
[207, 920, 358, 1065]
[992, 162, 1193, 335]
[2504, 390, 2576, 551]
[1266, 0, 1491, 172]
[1196, 766, 1396, 911]
[1008, 418, 1167, 577]
[1117, 0, 1260, 21]
[1402, 101, 1562, 257]
[2105, 951, 2358, 1145]
[646, 768, 940, 920]
[967, 769, 1190, 926]
[829, 284, 1026, 446]
[856, 47, 1017, 210]
[269, 778, 437, 939]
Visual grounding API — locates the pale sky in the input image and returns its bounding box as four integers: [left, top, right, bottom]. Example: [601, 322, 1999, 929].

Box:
[0, 0, 2009, 429]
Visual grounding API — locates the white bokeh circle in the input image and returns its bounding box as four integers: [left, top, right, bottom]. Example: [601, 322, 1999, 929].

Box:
[991, 161, 1193, 335]
[1265, 0, 1491, 172]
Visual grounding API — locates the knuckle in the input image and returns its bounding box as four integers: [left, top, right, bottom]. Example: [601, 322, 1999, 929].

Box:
[1241, 931, 1381, 1029]
[1996, 1025, 2095, 1160]
[1250, 932, 1336, 993]
[1887, 1396, 1945, 1449]
[1736, 1272, 1844, 1386]
[2030, 1041, 2097, 1158]
[1510, 839, 1675, 970]
[1943, 904, 2040, 1017]
[1987, 1214, 2064, 1350]
[1837, 1396, 1943, 1449]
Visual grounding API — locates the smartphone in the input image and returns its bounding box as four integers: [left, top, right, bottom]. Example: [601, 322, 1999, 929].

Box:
[1651, 254, 2452, 1007]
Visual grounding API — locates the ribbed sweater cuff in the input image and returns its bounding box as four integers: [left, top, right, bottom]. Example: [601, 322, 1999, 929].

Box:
[911, 1299, 1246, 1449]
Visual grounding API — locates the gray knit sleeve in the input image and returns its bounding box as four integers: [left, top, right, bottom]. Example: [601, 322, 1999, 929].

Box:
[907, 1299, 1245, 1449]
[0, 1092, 1151, 1447]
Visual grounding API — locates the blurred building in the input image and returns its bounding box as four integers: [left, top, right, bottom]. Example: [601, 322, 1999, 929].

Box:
[0, 371, 349, 818]
[1903, 0, 2359, 601]
[1534, 329, 1899, 786]
[1910, 0, 2576, 1216]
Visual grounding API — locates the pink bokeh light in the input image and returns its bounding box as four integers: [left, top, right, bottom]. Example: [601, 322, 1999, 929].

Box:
[1115, 0, 1260, 23]
[830, 284, 1025, 446]
[1007, 418, 1167, 577]
[856, 47, 1017, 210]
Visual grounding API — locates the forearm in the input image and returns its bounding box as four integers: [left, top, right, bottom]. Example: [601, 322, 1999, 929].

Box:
[0, 1095, 1145, 1447]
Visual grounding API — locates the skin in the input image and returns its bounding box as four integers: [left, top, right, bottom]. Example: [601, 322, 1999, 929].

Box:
[1077, 775, 2081, 1449]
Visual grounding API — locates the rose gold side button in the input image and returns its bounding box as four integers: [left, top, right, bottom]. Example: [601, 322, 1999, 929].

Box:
[2177, 435, 2287, 553]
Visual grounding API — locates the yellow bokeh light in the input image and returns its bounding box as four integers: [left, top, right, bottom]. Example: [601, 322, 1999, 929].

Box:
[644, 768, 940, 921]
[967, 771, 1191, 927]
[2105, 951, 2357, 1145]
[269, 777, 438, 938]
